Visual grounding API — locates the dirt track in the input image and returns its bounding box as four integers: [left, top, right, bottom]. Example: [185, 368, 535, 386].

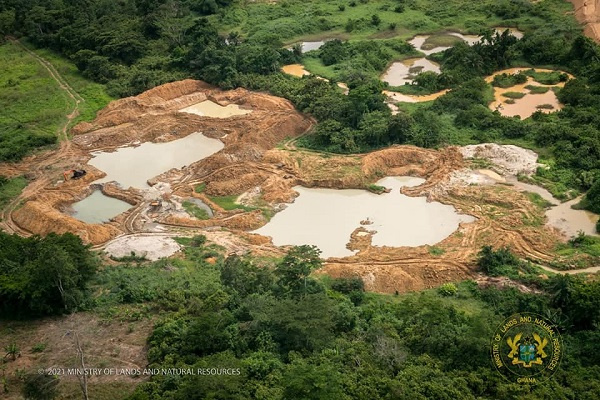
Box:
[0, 77, 575, 294]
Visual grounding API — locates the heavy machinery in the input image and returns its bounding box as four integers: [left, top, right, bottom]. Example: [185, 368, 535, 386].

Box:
[63, 169, 87, 180]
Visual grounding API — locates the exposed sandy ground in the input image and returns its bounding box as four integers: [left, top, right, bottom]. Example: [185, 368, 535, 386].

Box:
[103, 234, 182, 260]
[571, 0, 600, 42]
[0, 78, 583, 294]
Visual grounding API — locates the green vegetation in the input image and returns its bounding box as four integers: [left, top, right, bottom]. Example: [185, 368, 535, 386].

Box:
[525, 84, 550, 94]
[194, 182, 206, 193]
[536, 103, 554, 110]
[561, 231, 600, 258]
[208, 194, 256, 212]
[491, 72, 527, 88]
[0, 41, 65, 161]
[0, 176, 27, 208]
[109, 251, 148, 264]
[303, 38, 417, 82]
[524, 191, 554, 209]
[93, 243, 600, 399]
[0, 232, 98, 317]
[366, 183, 387, 194]
[502, 91, 526, 99]
[182, 200, 211, 220]
[428, 246, 446, 256]
[523, 69, 568, 85]
[577, 179, 600, 214]
[0, 40, 112, 162]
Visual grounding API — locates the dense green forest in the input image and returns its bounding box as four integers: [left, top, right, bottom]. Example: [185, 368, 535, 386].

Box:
[0, 232, 98, 317]
[2, 233, 599, 398]
[2, 234, 597, 399]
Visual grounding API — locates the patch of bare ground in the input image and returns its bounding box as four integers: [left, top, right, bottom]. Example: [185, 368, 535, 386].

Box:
[0, 310, 153, 399]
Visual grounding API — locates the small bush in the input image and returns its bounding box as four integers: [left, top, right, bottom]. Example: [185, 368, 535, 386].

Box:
[502, 91, 526, 99]
[438, 283, 458, 297]
[31, 343, 47, 353]
[191, 235, 207, 248]
[338, 5, 345, 11]
[477, 246, 519, 276]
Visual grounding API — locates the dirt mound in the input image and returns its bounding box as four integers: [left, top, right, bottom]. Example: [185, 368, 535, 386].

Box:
[460, 143, 540, 175]
[571, 0, 600, 42]
[4, 80, 313, 245]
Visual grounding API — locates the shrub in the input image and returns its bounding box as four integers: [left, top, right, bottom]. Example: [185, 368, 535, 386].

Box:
[438, 283, 458, 297]
[477, 246, 519, 276]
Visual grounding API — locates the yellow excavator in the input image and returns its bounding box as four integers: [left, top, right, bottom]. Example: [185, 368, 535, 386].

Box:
[63, 169, 86, 180]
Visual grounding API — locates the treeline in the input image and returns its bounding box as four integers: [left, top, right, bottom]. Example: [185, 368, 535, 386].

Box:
[0, 232, 97, 317]
[118, 243, 600, 399]
[0, 0, 291, 96]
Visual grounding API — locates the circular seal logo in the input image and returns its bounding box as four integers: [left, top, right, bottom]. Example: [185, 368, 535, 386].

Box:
[491, 312, 563, 384]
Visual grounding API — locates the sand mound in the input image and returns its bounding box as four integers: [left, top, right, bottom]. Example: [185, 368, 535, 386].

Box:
[104, 234, 181, 260]
[460, 143, 540, 175]
[571, 0, 600, 43]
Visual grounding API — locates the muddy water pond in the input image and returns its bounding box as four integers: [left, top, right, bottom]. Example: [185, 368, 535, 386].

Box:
[180, 100, 252, 118]
[253, 176, 475, 258]
[69, 190, 132, 224]
[381, 58, 441, 86]
[480, 171, 599, 237]
[89, 132, 224, 189]
[281, 64, 311, 77]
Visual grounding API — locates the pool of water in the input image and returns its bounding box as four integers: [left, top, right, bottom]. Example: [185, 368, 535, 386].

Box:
[485, 173, 598, 237]
[381, 58, 441, 86]
[408, 29, 523, 55]
[89, 132, 224, 189]
[69, 191, 132, 224]
[180, 100, 252, 118]
[253, 176, 475, 258]
[301, 41, 326, 52]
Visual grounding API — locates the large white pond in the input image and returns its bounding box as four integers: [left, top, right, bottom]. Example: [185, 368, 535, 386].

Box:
[253, 176, 475, 258]
[89, 132, 224, 189]
[69, 191, 132, 224]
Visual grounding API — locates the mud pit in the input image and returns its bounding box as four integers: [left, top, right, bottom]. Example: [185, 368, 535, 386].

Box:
[89, 131, 224, 189]
[253, 176, 474, 258]
[1, 79, 588, 295]
[381, 58, 441, 86]
[180, 100, 252, 118]
[69, 190, 132, 224]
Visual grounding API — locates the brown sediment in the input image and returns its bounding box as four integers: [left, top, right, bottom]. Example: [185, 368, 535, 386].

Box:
[1, 76, 580, 294]
[570, 0, 600, 43]
[0, 79, 314, 245]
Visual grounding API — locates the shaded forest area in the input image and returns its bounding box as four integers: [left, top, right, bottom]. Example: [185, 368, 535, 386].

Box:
[3, 234, 600, 399]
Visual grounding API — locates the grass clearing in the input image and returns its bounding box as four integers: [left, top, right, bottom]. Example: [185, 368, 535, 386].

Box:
[208, 194, 256, 212]
[20, 41, 113, 129]
[0, 176, 27, 209]
[524, 192, 554, 209]
[0, 41, 112, 162]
